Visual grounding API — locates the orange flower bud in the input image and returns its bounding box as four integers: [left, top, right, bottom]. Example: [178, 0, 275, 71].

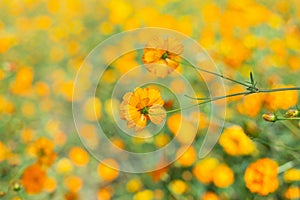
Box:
[262, 113, 277, 122]
[285, 109, 300, 118]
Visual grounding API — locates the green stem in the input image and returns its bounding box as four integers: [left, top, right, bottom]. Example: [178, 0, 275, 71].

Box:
[278, 161, 295, 174]
[277, 117, 300, 120]
[280, 120, 300, 137]
[161, 91, 251, 115]
[259, 87, 300, 93]
[160, 86, 300, 115]
[186, 87, 300, 102]
[254, 138, 300, 151]
[180, 60, 251, 88]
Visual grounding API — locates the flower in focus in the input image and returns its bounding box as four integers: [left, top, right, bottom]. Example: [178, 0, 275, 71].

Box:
[120, 87, 166, 131]
[21, 163, 47, 194]
[29, 137, 57, 167]
[219, 125, 256, 156]
[244, 158, 279, 196]
[142, 36, 183, 77]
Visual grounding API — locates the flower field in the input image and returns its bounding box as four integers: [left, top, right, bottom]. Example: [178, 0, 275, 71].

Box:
[1, 0, 300, 199]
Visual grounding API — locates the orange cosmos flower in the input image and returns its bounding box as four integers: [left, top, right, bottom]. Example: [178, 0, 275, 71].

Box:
[244, 158, 279, 196]
[29, 137, 57, 167]
[120, 87, 166, 131]
[285, 186, 300, 199]
[142, 36, 183, 78]
[21, 163, 47, 194]
[219, 125, 256, 156]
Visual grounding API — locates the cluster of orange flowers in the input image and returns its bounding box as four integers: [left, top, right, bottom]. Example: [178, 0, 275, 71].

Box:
[21, 138, 57, 194]
[193, 157, 234, 188]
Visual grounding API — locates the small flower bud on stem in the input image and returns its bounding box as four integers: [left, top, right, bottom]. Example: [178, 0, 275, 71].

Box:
[262, 114, 277, 122]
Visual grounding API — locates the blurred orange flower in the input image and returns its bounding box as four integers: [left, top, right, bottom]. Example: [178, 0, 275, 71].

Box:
[120, 87, 166, 131]
[284, 168, 300, 182]
[201, 191, 220, 200]
[0, 142, 10, 162]
[64, 191, 79, 200]
[64, 176, 82, 193]
[30, 137, 57, 167]
[149, 165, 169, 182]
[176, 146, 196, 167]
[193, 157, 219, 184]
[97, 158, 119, 182]
[97, 186, 113, 200]
[126, 178, 142, 193]
[10, 66, 34, 95]
[264, 85, 298, 111]
[21, 164, 47, 194]
[219, 125, 256, 156]
[244, 158, 278, 196]
[69, 146, 89, 167]
[212, 164, 234, 188]
[133, 189, 154, 200]
[142, 36, 183, 77]
[169, 179, 187, 195]
[285, 186, 300, 199]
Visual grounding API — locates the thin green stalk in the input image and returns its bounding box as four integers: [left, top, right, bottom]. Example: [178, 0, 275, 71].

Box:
[161, 91, 251, 115]
[278, 161, 295, 174]
[160, 86, 300, 115]
[280, 120, 300, 137]
[259, 87, 300, 93]
[254, 138, 300, 151]
[180, 60, 251, 88]
[277, 117, 300, 120]
[186, 87, 300, 102]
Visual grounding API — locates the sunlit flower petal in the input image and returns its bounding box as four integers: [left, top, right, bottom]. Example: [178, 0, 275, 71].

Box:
[120, 87, 165, 131]
[142, 37, 183, 77]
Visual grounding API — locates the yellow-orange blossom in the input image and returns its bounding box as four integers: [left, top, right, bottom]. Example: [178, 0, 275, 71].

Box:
[142, 37, 183, 78]
[244, 158, 279, 196]
[120, 87, 166, 131]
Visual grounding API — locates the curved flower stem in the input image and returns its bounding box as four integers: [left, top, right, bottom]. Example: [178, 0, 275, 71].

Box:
[179, 60, 251, 88]
[162, 91, 252, 115]
[160, 86, 300, 115]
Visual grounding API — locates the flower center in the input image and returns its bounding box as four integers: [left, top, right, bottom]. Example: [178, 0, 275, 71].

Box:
[140, 106, 149, 115]
[161, 52, 169, 60]
[38, 149, 46, 157]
